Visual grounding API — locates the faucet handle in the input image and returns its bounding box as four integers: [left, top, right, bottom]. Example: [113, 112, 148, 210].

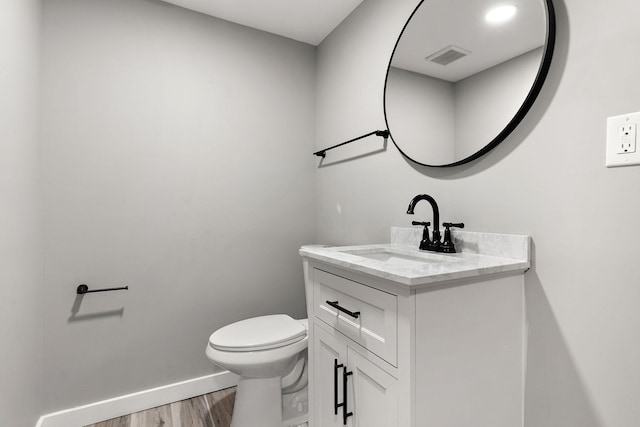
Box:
[411, 221, 432, 250]
[441, 222, 464, 253]
[411, 221, 431, 227]
[442, 222, 464, 229]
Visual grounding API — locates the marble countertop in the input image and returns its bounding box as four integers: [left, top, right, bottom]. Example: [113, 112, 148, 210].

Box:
[299, 228, 531, 287]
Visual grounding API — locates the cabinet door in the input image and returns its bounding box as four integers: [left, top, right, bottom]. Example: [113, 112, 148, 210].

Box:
[313, 323, 348, 427]
[346, 348, 398, 427]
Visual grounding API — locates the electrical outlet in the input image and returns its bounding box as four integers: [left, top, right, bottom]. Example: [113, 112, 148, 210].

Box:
[617, 124, 636, 154]
[606, 112, 640, 167]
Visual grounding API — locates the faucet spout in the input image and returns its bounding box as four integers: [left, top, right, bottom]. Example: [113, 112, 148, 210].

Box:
[407, 194, 441, 249]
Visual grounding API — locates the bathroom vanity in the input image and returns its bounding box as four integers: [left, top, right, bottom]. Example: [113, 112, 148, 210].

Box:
[300, 228, 531, 427]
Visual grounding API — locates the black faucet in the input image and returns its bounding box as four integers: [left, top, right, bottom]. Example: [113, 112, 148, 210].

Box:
[407, 194, 465, 253]
[406, 194, 442, 251]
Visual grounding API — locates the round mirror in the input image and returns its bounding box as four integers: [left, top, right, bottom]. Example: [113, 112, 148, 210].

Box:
[384, 0, 555, 167]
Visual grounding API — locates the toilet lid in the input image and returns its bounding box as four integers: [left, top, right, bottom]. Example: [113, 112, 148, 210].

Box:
[208, 314, 307, 352]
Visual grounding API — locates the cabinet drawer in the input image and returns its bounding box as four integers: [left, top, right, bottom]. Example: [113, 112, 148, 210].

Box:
[313, 269, 397, 366]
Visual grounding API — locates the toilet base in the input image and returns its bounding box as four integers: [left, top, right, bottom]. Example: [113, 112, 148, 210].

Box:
[230, 377, 309, 427]
[283, 388, 309, 426]
[231, 377, 282, 427]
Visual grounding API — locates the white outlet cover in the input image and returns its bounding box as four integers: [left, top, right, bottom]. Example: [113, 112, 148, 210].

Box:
[606, 111, 640, 167]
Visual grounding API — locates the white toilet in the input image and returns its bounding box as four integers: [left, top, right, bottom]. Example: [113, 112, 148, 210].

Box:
[206, 314, 309, 427]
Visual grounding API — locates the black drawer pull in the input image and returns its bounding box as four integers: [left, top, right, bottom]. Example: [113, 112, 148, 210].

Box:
[326, 300, 360, 319]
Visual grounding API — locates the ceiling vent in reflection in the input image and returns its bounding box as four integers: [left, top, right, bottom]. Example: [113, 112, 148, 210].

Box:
[425, 45, 471, 65]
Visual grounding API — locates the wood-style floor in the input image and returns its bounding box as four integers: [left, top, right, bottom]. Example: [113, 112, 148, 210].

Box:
[84, 386, 235, 427]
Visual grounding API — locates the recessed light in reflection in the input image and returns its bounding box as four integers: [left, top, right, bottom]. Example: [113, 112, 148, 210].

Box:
[485, 4, 518, 23]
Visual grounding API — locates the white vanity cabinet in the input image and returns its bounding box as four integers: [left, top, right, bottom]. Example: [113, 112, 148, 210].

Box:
[301, 230, 531, 427]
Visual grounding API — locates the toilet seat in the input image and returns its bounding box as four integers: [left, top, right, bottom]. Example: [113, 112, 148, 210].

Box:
[209, 314, 307, 352]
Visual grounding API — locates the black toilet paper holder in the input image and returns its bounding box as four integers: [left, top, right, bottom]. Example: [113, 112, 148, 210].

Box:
[76, 284, 129, 295]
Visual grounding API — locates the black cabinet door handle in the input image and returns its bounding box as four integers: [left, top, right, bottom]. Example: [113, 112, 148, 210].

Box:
[326, 300, 360, 319]
[342, 366, 353, 425]
[334, 359, 344, 415]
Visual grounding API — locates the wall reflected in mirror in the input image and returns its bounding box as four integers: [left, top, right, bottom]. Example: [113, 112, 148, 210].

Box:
[384, 0, 554, 166]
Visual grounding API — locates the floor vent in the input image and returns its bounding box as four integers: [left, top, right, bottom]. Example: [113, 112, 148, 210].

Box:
[425, 45, 471, 65]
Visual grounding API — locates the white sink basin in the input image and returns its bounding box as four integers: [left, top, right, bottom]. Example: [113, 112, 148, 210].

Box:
[341, 247, 455, 266]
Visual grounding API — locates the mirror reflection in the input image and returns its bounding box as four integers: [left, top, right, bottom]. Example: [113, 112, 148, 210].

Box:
[384, 0, 553, 166]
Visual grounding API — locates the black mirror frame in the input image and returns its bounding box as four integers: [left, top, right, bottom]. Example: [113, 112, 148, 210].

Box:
[383, 0, 556, 168]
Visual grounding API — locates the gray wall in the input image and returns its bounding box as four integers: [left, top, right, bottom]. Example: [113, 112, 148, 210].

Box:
[0, 0, 43, 425]
[317, 0, 640, 426]
[42, 0, 315, 412]
[12, 0, 640, 424]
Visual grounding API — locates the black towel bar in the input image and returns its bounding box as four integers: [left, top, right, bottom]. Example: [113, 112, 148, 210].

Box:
[313, 129, 389, 158]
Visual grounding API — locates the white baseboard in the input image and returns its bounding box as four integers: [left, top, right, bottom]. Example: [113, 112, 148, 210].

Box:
[36, 371, 238, 427]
